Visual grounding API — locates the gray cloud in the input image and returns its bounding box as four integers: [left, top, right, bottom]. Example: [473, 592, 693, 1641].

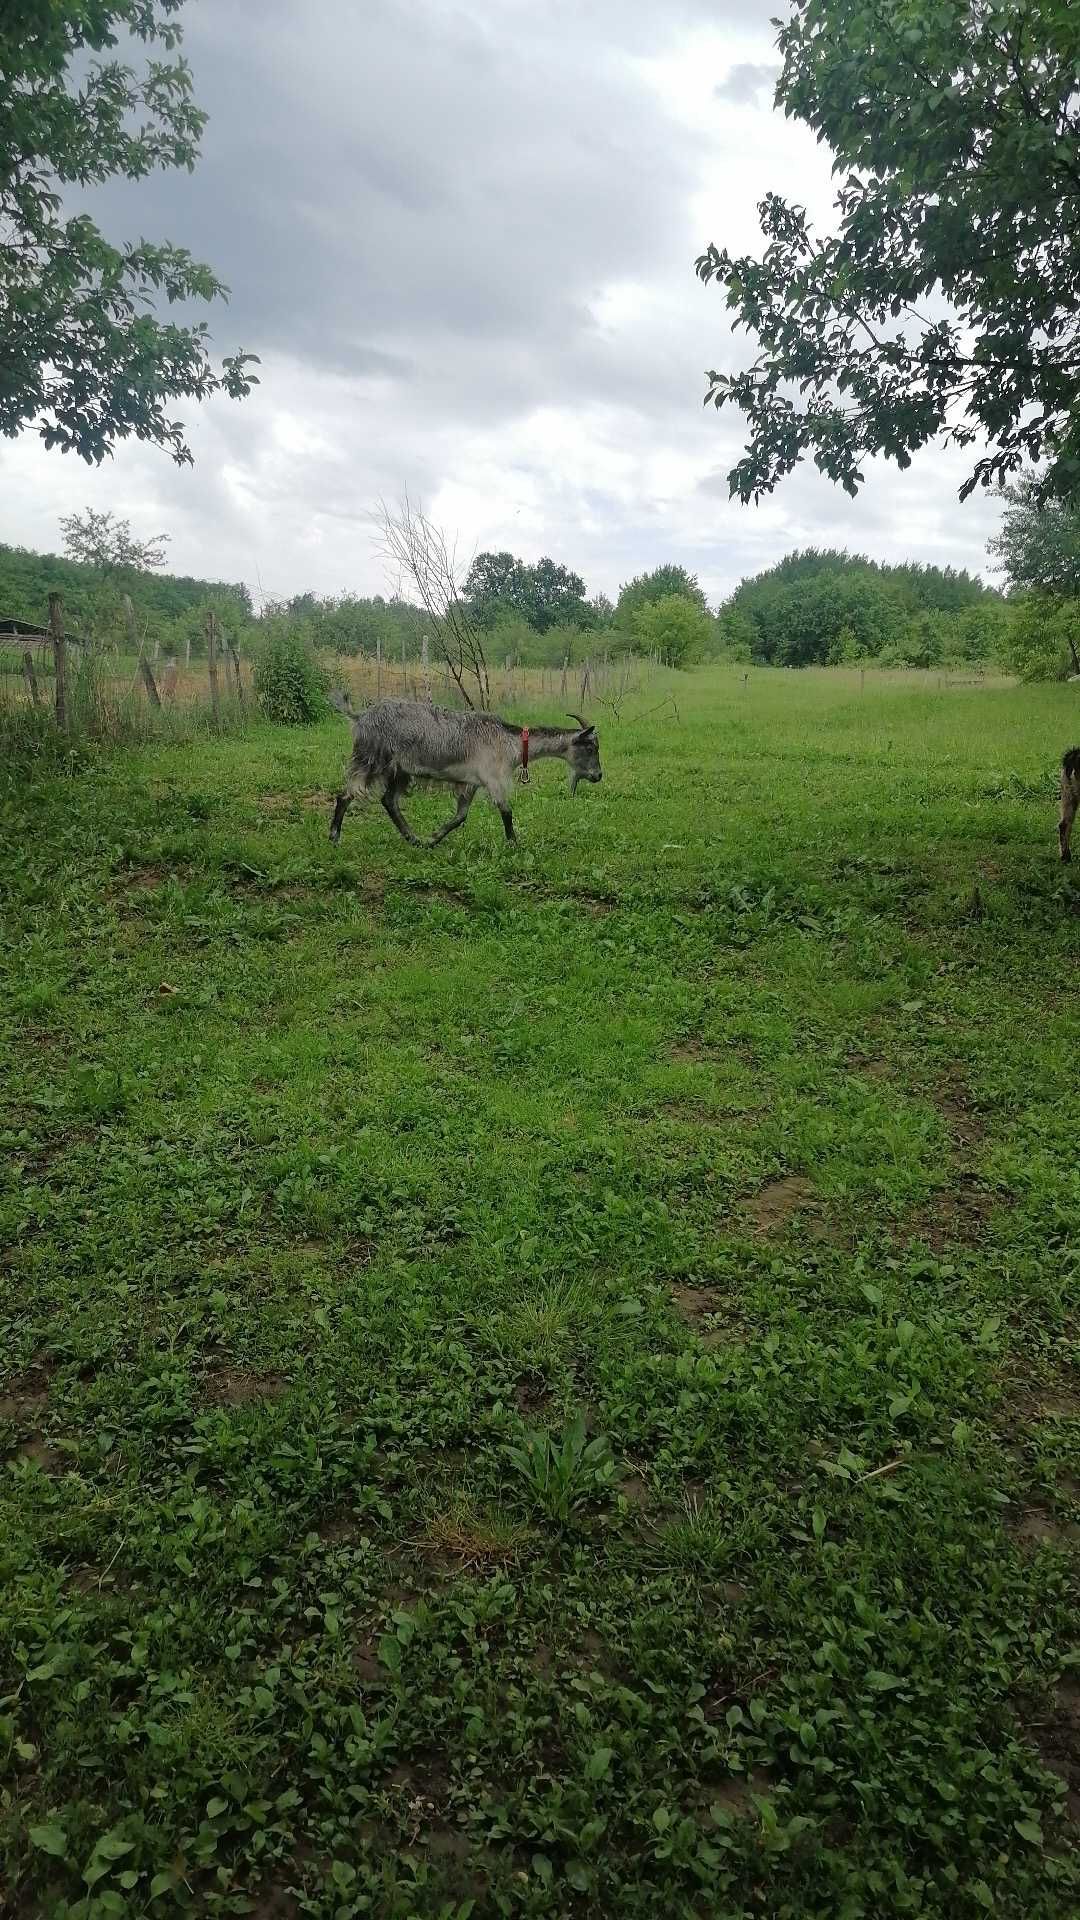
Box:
[715, 63, 779, 104]
[0, 0, 1005, 607]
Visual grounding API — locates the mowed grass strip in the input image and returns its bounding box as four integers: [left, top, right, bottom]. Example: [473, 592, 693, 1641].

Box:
[1, 666, 1078, 1919]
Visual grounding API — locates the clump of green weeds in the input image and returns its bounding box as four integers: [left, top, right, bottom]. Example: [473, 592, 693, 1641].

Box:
[504, 1411, 615, 1521]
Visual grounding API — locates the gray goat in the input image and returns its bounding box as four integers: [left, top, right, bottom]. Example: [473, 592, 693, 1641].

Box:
[1060, 747, 1080, 862]
[328, 694, 602, 847]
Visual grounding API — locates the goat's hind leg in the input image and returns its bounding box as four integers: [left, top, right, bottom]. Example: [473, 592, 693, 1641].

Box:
[1060, 769, 1079, 863]
[380, 775, 423, 846]
[429, 783, 477, 847]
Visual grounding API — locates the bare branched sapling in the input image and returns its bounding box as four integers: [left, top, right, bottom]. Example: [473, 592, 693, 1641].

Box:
[374, 493, 490, 710]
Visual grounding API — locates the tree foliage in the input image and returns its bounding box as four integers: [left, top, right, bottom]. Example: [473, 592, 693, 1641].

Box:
[1, 0, 257, 465]
[723, 548, 1002, 666]
[0, 536, 249, 633]
[615, 564, 708, 628]
[988, 472, 1080, 675]
[631, 594, 716, 668]
[989, 474, 1080, 600]
[463, 551, 592, 632]
[60, 508, 168, 577]
[697, 1, 1080, 502]
[997, 593, 1080, 680]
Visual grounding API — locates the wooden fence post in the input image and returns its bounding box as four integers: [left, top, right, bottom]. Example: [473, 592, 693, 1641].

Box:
[206, 608, 220, 718]
[48, 593, 67, 730]
[226, 632, 244, 702]
[22, 648, 40, 708]
[376, 634, 383, 698]
[124, 594, 161, 708]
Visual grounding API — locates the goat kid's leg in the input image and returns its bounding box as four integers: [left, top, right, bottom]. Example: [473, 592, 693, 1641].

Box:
[380, 778, 423, 846]
[499, 806, 516, 843]
[1060, 773, 1078, 863]
[429, 783, 477, 847]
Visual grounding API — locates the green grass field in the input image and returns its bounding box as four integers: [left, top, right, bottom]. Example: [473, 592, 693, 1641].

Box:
[2, 666, 1078, 1920]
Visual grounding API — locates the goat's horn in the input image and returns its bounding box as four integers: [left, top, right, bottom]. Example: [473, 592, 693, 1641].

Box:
[567, 712, 590, 730]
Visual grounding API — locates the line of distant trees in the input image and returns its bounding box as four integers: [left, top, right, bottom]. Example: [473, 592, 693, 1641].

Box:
[4, 479, 1079, 681]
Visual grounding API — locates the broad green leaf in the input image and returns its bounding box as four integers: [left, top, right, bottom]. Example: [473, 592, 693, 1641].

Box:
[29, 1823, 67, 1858]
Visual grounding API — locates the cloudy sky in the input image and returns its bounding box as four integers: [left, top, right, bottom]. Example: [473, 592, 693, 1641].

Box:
[3, 0, 1004, 608]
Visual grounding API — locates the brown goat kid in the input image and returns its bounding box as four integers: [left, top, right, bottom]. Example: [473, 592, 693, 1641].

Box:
[1060, 748, 1080, 862]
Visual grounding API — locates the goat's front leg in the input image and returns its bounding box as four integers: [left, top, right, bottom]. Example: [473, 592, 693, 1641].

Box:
[329, 792, 352, 844]
[498, 806, 516, 843]
[380, 778, 423, 846]
[430, 783, 477, 847]
[1060, 772, 1078, 862]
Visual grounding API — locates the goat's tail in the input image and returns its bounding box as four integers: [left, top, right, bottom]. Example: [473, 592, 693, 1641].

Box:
[1063, 746, 1080, 780]
[329, 687, 359, 722]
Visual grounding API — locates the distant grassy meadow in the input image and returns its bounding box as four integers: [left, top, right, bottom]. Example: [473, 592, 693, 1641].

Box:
[1, 665, 1078, 1919]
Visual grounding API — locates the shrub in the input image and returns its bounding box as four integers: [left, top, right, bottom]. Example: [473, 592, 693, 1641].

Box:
[253, 623, 330, 724]
[996, 595, 1080, 680]
[632, 594, 716, 668]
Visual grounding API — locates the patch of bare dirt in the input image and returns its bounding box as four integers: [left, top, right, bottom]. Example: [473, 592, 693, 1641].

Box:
[669, 1284, 746, 1348]
[351, 1639, 383, 1684]
[937, 1071, 988, 1153]
[113, 865, 170, 893]
[1009, 1505, 1080, 1549]
[317, 1512, 361, 1546]
[669, 1038, 708, 1064]
[403, 881, 473, 910]
[617, 1473, 651, 1509]
[706, 1768, 773, 1820]
[577, 1628, 610, 1673]
[1040, 1387, 1080, 1419]
[902, 1179, 996, 1253]
[850, 1055, 891, 1081]
[744, 1174, 814, 1235]
[567, 892, 616, 917]
[0, 1371, 50, 1421]
[67, 1563, 124, 1595]
[16, 1439, 63, 1471]
[202, 1369, 287, 1407]
[243, 1884, 298, 1920]
[515, 1376, 554, 1420]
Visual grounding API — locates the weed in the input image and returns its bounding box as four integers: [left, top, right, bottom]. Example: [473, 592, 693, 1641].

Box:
[504, 1412, 615, 1520]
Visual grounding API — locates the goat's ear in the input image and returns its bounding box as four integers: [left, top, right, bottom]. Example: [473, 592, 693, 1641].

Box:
[575, 723, 596, 739]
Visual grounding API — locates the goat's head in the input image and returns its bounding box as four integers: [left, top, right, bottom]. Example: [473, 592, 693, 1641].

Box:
[566, 715, 602, 795]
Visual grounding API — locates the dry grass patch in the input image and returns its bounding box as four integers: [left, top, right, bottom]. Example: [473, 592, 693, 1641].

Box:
[202, 1368, 288, 1407]
[422, 1492, 531, 1569]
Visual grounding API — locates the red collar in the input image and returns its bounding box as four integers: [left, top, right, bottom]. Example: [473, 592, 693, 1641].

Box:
[520, 726, 529, 771]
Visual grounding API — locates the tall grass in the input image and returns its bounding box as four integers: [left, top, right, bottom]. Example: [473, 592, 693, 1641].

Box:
[0, 644, 250, 756]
